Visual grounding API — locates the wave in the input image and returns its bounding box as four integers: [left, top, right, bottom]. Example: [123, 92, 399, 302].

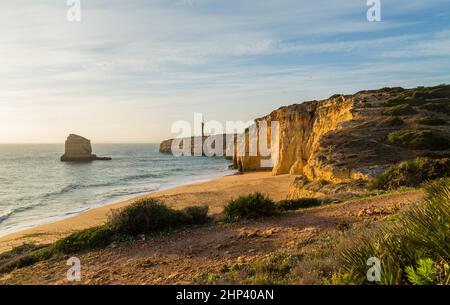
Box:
[0, 205, 35, 224]
[42, 181, 117, 198]
[118, 173, 163, 182]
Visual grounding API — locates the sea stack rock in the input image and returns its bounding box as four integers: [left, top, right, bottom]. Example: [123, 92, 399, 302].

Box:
[60, 134, 111, 162]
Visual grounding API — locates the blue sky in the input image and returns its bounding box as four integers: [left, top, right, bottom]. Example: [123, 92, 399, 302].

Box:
[0, 0, 449, 142]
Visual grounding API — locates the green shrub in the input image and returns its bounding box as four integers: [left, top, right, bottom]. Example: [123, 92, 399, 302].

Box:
[383, 104, 417, 116]
[381, 98, 406, 107]
[223, 193, 278, 222]
[0, 200, 211, 274]
[53, 226, 115, 253]
[0, 246, 55, 275]
[420, 102, 450, 115]
[405, 258, 438, 285]
[369, 157, 450, 190]
[428, 85, 450, 98]
[341, 179, 450, 284]
[179, 205, 210, 225]
[277, 198, 321, 211]
[382, 97, 425, 107]
[108, 198, 210, 235]
[387, 129, 450, 150]
[379, 117, 404, 127]
[416, 116, 446, 126]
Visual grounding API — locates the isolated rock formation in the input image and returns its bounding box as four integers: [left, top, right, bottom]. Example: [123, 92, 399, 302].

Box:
[61, 134, 111, 161]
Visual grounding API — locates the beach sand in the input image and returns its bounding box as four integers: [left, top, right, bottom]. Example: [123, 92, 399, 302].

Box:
[0, 172, 294, 253]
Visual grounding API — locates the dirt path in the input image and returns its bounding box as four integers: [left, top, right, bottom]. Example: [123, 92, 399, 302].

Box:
[0, 191, 423, 284]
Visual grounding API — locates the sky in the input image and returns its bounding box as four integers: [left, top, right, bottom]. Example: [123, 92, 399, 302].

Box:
[0, 0, 449, 143]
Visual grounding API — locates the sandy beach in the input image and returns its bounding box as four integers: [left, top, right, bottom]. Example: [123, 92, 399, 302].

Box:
[0, 172, 294, 253]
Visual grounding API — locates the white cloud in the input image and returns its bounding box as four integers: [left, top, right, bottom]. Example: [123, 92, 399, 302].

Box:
[0, 0, 449, 142]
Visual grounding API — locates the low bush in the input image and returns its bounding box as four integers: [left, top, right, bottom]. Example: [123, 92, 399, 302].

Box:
[381, 98, 405, 107]
[420, 102, 450, 115]
[53, 225, 115, 253]
[180, 205, 210, 225]
[341, 179, 450, 284]
[108, 198, 210, 235]
[383, 104, 417, 116]
[1, 199, 211, 274]
[416, 116, 446, 126]
[369, 157, 450, 190]
[387, 129, 450, 151]
[277, 198, 321, 211]
[223, 193, 278, 222]
[379, 117, 404, 127]
[0, 246, 55, 275]
[382, 97, 424, 107]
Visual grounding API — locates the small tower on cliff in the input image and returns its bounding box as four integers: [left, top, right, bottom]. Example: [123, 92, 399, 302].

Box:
[201, 116, 205, 139]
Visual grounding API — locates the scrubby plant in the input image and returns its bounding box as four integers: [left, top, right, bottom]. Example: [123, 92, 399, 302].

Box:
[181, 205, 210, 225]
[405, 258, 438, 285]
[0, 199, 211, 274]
[341, 179, 450, 285]
[276, 198, 321, 211]
[223, 193, 278, 222]
[108, 198, 210, 235]
[387, 129, 450, 150]
[420, 102, 450, 115]
[416, 116, 447, 126]
[369, 157, 450, 190]
[53, 225, 115, 253]
[382, 104, 417, 116]
[381, 98, 405, 107]
[379, 117, 404, 127]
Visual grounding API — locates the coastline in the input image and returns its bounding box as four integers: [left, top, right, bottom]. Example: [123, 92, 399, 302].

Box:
[0, 168, 237, 239]
[0, 172, 294, 253]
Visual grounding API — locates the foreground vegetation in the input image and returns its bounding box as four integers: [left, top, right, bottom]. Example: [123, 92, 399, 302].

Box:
[222, 193, 321, 222]
[339, 179, 450, 284]
[0, 194, 322, 275]
[369, 157, 450, 190]
[0, 199, 210, 274]
[387, 129, 450, 151]
[1, 158, 448, 285]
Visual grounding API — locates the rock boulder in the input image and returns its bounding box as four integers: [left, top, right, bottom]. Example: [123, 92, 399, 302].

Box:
[60, 134, 111, 161]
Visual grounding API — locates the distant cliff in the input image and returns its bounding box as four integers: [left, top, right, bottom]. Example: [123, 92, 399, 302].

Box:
[159, 135, 233, 159]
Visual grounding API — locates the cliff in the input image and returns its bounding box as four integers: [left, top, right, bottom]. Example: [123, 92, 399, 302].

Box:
[234, 85, 450, 184]
[158, 85, 450, 187]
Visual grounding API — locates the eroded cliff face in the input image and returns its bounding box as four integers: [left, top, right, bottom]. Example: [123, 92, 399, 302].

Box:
[234, 96, 354, 181]
[236, 85, 450, 186]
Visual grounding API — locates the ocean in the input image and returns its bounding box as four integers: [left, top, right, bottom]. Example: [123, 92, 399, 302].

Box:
[0, 144, 234, 237]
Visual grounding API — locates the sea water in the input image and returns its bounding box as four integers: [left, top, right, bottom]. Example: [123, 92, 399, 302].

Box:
[0, 143, 233, 237]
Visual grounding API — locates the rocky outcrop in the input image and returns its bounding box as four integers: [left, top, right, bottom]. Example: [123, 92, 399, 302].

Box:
[61, 134, 111, 162]
[234, 96, 355, 178]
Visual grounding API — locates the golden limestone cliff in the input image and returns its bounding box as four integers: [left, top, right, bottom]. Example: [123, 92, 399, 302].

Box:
[234, 85, 450, 189]
[234, 95, 354, 180]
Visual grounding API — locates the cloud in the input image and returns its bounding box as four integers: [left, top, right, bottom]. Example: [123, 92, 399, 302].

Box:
[0, 0, 449, 142]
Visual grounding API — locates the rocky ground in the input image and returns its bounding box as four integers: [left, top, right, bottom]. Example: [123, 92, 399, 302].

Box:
[0, 190, 423, 284]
